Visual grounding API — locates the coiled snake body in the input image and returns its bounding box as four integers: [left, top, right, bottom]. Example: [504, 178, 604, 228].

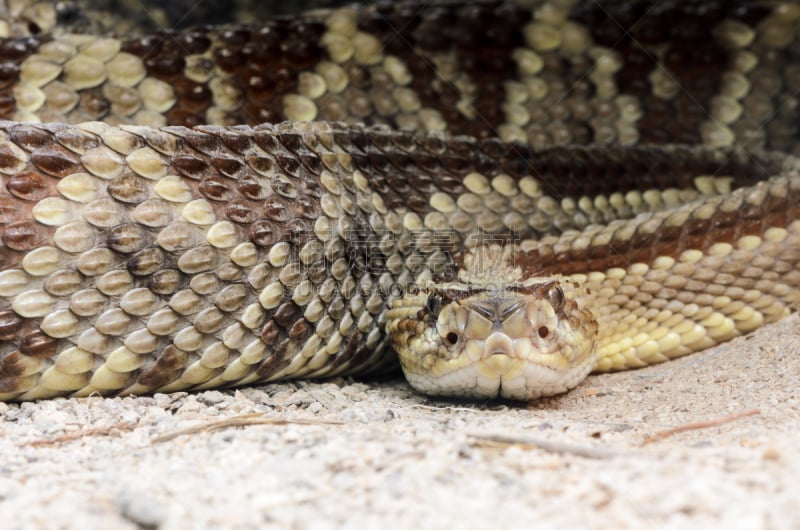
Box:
[0, 0, 798, 401]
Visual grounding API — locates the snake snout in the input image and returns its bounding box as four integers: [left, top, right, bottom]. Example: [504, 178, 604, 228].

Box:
[485, 332, 514, 357]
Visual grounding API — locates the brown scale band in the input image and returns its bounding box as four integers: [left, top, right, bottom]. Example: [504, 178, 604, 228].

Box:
[0, 1, 796, 151]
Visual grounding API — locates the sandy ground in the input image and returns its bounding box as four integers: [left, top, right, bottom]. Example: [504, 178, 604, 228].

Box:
[1, 314, 799, 530]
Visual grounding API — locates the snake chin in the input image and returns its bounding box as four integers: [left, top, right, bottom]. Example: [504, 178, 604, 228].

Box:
[386, 275, 599, 401]
[401, 356, 596, 402]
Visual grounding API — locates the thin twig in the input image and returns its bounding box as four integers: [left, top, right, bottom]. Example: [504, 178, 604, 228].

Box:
[470, 432, 620, 459]
[641, 409, 760, 446]
[151, 413, 343, 443]
[28, 421, 138, 447]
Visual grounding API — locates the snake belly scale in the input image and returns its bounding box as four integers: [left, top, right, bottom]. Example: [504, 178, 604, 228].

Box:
[0, 0, 798, 401]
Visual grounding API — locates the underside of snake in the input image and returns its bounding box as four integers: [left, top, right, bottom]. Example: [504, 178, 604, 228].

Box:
[0, 0, 798, 401]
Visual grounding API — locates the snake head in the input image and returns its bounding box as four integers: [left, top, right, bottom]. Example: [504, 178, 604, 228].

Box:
[386, 277, 598, 401]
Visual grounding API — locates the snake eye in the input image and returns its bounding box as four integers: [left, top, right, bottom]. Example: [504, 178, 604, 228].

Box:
[446, 331, 459, 345]
[426, 293, 442, 316]
[548, 286, 565, 312]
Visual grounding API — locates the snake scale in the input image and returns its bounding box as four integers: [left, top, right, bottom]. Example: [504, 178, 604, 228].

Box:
[0, 0, 798, 401]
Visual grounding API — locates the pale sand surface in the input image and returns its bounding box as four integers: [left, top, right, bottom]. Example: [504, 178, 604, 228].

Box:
[1, 315, 799, 530]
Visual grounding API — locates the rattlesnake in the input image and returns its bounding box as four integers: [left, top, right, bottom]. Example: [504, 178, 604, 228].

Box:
[0, 0, 798, 401]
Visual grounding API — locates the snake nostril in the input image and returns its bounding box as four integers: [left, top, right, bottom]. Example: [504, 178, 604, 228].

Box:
[446, 332, 459, 345]
[538, 326, 549, 339]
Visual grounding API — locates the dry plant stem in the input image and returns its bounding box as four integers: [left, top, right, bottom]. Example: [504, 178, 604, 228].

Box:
[641, 409, 761, 446]
[151, 413, 344, 443]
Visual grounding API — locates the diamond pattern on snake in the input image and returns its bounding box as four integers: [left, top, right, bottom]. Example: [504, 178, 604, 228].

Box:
[0, 0, 798, 401]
